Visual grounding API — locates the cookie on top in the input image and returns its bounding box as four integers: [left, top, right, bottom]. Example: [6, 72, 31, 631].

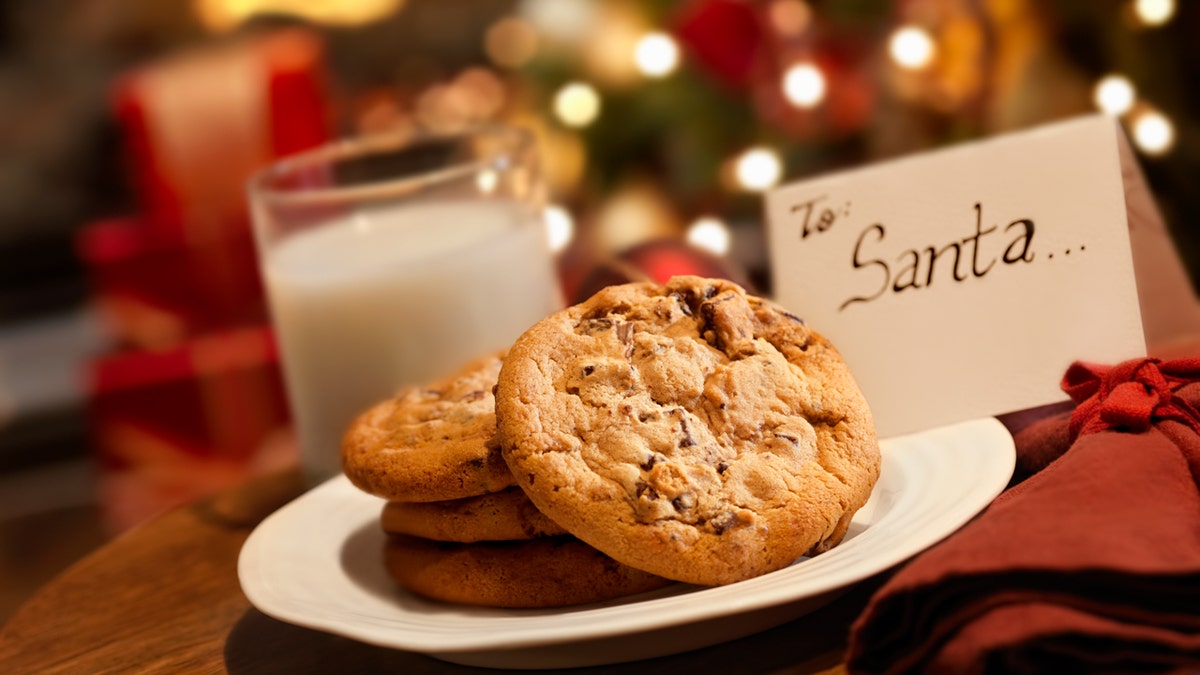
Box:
[495, 276, 880, 586]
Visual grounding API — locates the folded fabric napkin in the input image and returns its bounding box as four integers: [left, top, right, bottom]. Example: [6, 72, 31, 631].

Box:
[846, 357, 1200, 675]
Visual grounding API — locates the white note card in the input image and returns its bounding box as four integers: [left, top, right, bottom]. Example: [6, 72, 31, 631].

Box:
[765, 115, 1148, 438]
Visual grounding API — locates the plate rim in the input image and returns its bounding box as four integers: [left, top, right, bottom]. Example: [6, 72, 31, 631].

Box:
[238, 416, 1015, 654]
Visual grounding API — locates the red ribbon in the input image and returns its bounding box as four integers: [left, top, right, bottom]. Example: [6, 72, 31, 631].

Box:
[1062, 357, 1200, 440]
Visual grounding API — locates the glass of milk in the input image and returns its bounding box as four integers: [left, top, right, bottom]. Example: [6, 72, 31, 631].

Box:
[248, 126, 564, 481]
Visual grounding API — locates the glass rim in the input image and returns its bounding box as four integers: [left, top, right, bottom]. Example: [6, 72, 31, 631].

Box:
[246, 124, 534, 207]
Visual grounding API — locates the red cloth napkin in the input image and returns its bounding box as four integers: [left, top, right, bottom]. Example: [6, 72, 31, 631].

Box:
[846, 357, 1200, 674]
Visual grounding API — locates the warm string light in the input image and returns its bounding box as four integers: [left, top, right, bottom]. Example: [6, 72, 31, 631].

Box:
[486, 5, 1191, 234]
[1093, 75, 1136, 116]
[888, 26, 936, 70]
[553, 82, 601, 128]
[634, 32, 680, 78]
[782, 63, 825, 108]
[192, 0, 404, 31]
[475, 169, 499, 195]
[1133, 0, 1176, 27]
[734, 148, 783, 191]
[543, 204, 575, 252]
[686, 216, 732, 256]
[1131, 109, 1176, 156]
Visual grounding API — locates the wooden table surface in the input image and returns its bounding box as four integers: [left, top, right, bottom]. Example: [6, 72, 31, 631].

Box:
[0, 468, 880, 674]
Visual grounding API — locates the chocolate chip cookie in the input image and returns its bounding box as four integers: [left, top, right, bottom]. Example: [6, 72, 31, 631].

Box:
[380, 486, 568, 542]
[341, 351, 514, 502]
[495, 276, 880, 586]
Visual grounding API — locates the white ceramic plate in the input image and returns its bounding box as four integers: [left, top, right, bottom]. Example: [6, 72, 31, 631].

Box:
[239, 417, 1015, 669]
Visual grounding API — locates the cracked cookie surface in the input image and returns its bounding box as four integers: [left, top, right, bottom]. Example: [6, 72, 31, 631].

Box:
[341, 351, 515, 502]
[495, 276, 880, 586]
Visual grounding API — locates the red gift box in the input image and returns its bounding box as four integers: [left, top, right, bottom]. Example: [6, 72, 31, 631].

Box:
[74, 28, 333, 527]
[86, 326, 294, 531]
[76, 217, 267, 348]
[112, 28, 329, 245]
[82, 28, 330, 348]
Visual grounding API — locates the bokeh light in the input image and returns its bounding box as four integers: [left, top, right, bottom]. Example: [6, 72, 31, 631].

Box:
[634, 32, 680, 78]
[553, 82, 601, 128]
[543, 204, 575, 252]
[1093, 75, 1136, 116]
[518, 0, 594, 42]
[782, 63, 826, 108]
[1134, 0, 1175, 27]
[889, 26, 936, 70]
[1132, 110, 1175, 156]
[475, 169, 498, 195]
[686, 216, 732, 256]
[193, 0, 404, 31]
[734, 148, 783, 191]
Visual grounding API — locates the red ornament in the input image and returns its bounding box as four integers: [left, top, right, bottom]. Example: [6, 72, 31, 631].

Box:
[571, 238, 756, 304]
[674, 0, 767, 89]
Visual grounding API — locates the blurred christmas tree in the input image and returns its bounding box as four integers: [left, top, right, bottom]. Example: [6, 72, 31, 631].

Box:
[400, 0, 1197, 294]
[6, 0, 1197, 310]
[495, 0, 896, 292]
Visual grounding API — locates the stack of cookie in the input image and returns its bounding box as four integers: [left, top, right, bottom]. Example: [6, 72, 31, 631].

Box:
[341, 352, 672, 608]
[342, 276, 881, 607]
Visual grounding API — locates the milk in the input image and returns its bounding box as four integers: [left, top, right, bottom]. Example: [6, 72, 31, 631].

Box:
[264, 199, 563, 478]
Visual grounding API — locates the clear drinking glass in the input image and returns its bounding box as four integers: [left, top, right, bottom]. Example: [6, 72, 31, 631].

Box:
[248, 126, 564, 481]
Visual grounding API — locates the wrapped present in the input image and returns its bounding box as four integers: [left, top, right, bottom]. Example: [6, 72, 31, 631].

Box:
[112, 28, 328, 245]
[73, 28, 332, 527]
[86, 326, 294, 531]
[846, 357, 1200, 674]
[75, 217, 267, 348]
[80, 28, 330, 348]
